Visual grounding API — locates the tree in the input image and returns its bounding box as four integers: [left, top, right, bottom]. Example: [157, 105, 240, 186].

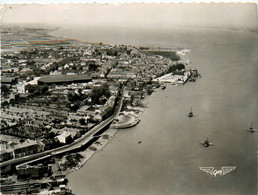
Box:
[27, 60, 36, 66]
[1, 101, 8, 107]
[126, 49, 132, 55]
[70, 102, 80, 112]
[169, 63, 185, 73]
[25, 84, 35, 93]
[25, 84, 49, 95]
[1, 85, 9, 94]
[107, 48, 118, 56]
[87, 61, 98, 71]
[79, 118, 86, 125]
[90, 83, 111, 104]
[176, 63, 185, 70]
[78, 88, 83, 95]
[41, 85, 49, 95]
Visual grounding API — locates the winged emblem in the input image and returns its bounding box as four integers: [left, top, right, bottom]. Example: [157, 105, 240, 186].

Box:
[222, 166, 236, 175]
[200, 166, 236, 177]
[199, 167, 214, 176]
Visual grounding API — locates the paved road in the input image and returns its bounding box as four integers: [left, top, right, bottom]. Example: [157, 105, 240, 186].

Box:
[0, 89, 124, 168]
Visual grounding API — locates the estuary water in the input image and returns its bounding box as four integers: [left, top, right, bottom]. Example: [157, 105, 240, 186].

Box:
[52, 27, 257, 195]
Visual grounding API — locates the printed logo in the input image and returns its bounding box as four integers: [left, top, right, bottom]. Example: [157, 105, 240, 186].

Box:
[199, 166, 236, 177]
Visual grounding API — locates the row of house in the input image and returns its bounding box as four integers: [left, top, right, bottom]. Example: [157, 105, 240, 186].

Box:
[1, 76, 18, 86]
[75, 95, 116, 122]
[107, 68, 137, 80]
[0, 140, 45, 161]
[16, 164, 52, 180]
[0, 149, 13, 162]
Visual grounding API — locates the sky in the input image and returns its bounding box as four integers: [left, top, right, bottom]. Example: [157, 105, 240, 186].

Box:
[0, 0, 258, 3]
[1, 3, 257, 30]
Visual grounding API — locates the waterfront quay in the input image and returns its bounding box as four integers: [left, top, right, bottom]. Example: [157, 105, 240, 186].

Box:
[153, 69, 198, 84]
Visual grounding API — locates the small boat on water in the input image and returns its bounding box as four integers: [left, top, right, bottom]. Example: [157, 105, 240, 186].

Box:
[246, 122, 256, 133]
[188, 107, 193, 118]
[161, 85, 166, 90]
[200, 137, 213, 147]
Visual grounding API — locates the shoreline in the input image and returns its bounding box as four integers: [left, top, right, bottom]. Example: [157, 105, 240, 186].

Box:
[64, 107, 146, 177]
[2, 25, 255, 195]
[0, 26, 193, 194]
[44, 28, 191, 177]
[62, 128, 119, 175]
[63, 109, 144, 176]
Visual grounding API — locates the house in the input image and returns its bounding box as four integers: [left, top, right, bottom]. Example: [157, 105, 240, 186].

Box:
[107, 69, 137, 79]
[16, 164, 52, 180]
[37, 140, 45, 152]
[20, 68, 33, 74]
[13, 140, 40, 158]
[0, 149, 13, 162]
[99, 96, 116, 119]
[56, 131, 72, 144]
[2, 67, 19, 74]
[77, 105, 91, 115]
[1, 76, 17, 85]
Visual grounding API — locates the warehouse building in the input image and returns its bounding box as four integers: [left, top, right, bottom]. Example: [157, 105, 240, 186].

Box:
[37, 74, 92, 85]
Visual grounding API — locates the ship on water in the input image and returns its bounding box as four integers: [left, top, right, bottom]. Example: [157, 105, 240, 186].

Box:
[246, 122, 256, 133]
[200, 138, 213, 147]
[188, 107, 193, 118]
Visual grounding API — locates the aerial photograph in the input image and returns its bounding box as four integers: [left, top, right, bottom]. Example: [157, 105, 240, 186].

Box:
[0, 2, 257, 195]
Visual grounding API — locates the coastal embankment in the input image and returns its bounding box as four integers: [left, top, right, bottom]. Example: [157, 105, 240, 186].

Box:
[110, 111, 141, 129]
[60, 128, 119, 174]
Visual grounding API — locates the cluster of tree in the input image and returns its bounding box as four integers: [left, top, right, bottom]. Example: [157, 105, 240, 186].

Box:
[1, 84, 9, 95]
[106, 48, 118, 56]
[169, 63, 185, 73]
[126, 49, 132, 55]
[87, 61, 99, 72]
[33, 57, 78, 76]
[27, 60, 36, 66]
[44, 131, 57, 139]
[93, 48, 102, 56]
[19, 49, 39, 56]
[62, 154, 83, 170]
[18, 48, 54, 59]
[67, 90, 87, 102]
[90, 83, 111, 105]
[79, 118, 86, 125]
[25, 84, 49, 95]
[1, 101, 9, 107]
[69, 102, 81, 112]
[66, 90, 88, 112]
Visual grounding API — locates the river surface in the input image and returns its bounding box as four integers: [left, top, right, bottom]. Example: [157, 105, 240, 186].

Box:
[51, 27, 257, 195]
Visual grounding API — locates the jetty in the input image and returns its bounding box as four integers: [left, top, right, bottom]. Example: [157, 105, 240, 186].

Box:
[110, 112, 141, 129]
